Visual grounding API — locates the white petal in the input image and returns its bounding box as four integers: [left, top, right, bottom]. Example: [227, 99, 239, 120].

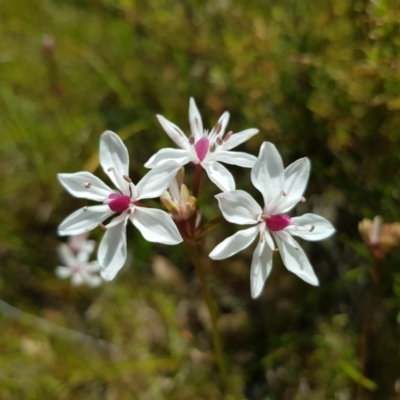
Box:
[203, 161, 235, 192]
[220, 128, 259, 151]
[71, 273, 84, 286]
[100, 131, 130, 193]
[250, 240, 273, 299]
[131, 207, 182, 244]
[209, 111, 230, 142]
[99, 218, 128, 281]
[156, 115, 190, 150]
[84, 260, 101, 273]
[215, 190, 261, 225]
[136, 162, 181, 200]
[144, 148, 192, 168]
[276, 157, 310, 213]
[275, 235, 319, 286]
[81, 272, 102, 287]
[55, 266, 72, 279]
[76, 240, 96, 264]
[189, 98, 203, 141]
[58, 172, 113, 202]
[215, 150, 257, 168]
[58, 205, 114, 236]
[209, 225, 260, 260]
[251, 142, 284, 206]
[57, 243, 77, 267]
[286, 213, 335, 241]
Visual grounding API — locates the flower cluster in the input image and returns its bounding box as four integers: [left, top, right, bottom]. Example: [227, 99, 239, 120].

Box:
[58, 98, 335, 297]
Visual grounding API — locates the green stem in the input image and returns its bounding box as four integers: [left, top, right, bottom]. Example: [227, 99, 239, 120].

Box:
[186, 243, 228, 387]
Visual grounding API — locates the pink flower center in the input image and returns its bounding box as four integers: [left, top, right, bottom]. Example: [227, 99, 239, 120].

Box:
[107, 193, 131, 213]
[194, 137, 209, 161]
[266, 214, 292, 231]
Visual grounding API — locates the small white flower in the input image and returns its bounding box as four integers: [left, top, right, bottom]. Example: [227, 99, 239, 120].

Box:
[55, 242, 102, 287]
[58, 131, 183, 281]
[209, 142, 335, 298]
[145, 98, 259, 192]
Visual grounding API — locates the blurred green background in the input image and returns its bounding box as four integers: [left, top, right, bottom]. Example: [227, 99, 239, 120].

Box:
[1, 0, 400, 399]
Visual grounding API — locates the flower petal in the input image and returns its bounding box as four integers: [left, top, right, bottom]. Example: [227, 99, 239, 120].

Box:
[58, 205, 114, 236]
[250, 239, 273, 299]
[81, 272, 102, 287]
[203, 161, 235, 192]
[144, 148, 192, 169]
[209, 111, 230, 142]
[215, 190, 261, 225]
[131, 207, 182, 244]
[57, 243, 77, 267]
[189, 98, 203, 141]
[275, 157, 310, 213]
[286, 213, 335, 241]
[100, 131, 130, 193]
[214, 150, 257, 168]
[136, 161, 181, 200]
[220, 128, 259, 151]
[251, 142, 284, 206]
[275, 234, 319, 286]
[58, 172, 113, 202]
[76, 240, 96, 263]
[84, 260, 101, 273]
[71, 273, 84, 286]
[55, 266, 72, 279]
[157, 115, 190, 150]
[99, 218, 128, 281]
[209, 225, 260, 260]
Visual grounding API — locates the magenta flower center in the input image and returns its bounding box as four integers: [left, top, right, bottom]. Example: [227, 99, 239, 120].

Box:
[107, 193, 131, 212]
[266, 214, 292, 231]
[194, 137, 209, 161]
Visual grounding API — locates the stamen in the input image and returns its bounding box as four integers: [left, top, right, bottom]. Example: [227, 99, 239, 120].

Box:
[309, 224, 315, 232]
[301, 196, 306, 202]
[216, 137, 223, 146]
[123, 175, 132, 182]
[127, 208, 133, 214]
[224, 131, 233, 142]
[213, 122, 222, 134]
[84, 182, 91, 188]
[209, 142, 216, 153]
[83, 206, 88, 212]
[189, 135, 195, 145]
[281, 190, 287, 196]
[272, 248, 279, 253]
[98, 223, 107, 230]
[107, 167, 114, 172]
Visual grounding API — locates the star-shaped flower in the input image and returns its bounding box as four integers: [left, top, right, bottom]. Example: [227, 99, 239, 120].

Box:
[145, 98, 259, 192]
[58, 131, 183, 281]
[55, 240, 102, 287]
[209, 142, 335, 298]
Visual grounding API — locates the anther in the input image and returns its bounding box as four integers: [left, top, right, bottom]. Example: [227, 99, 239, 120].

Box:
[224, 131, 233, 142]
[84, 182, 92, 188]
[189, 135, 195, 145]
[213, 122, 222, 134]
[83, 206, 88, 212]
[309, 225, 315, 232]
[301, 196, 306, 202]
[273, 248, 279, 253]
[209, 143, 216, 153]
[107, 167, 115, 172]
[98, 223, 107, 230]
[281, 190, 287, 196]
[216, 137, 223, 146]
[123, 175, 132, 182]
[127, 208, 132, 214]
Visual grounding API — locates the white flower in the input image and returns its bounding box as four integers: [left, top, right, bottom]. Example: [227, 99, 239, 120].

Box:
[209, 142, 335, 299]
[58, 131, 183, 281]
[55, 242, 102, 287]
[145, 98, 259, 192]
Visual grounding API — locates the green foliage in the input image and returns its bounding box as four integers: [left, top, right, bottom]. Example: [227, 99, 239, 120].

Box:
[1, 0, 400, 398]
